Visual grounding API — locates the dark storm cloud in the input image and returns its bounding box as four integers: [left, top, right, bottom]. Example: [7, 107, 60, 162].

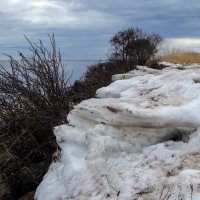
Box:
[0, 0, 200, 60]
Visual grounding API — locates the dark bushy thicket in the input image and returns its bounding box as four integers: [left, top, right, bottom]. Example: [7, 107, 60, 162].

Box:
[0, 35, 71, 200]
[70, 61, 133, 104]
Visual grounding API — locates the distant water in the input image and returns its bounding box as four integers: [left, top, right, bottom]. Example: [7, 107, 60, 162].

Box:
[0, 60, 102, 84]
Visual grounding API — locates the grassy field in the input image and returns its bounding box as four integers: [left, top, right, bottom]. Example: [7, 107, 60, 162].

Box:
[159, 49, 200, 64]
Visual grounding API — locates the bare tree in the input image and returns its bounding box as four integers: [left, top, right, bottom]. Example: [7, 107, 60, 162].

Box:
[110, 27, 163, 66]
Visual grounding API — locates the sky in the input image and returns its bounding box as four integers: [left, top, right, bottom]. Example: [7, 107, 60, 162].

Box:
[0, 0, 200, 60]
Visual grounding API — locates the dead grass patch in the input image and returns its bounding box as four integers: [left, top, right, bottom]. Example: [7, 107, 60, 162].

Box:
[159, 49, 200, 64]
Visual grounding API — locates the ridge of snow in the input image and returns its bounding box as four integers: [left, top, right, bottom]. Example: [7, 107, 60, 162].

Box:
[35, 63, 200, 200]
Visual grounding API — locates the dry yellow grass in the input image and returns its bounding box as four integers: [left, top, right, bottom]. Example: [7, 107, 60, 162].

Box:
[159, 49, 200, 64]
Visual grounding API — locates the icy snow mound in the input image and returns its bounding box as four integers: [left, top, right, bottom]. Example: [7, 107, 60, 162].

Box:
[35, 63, 200, 200]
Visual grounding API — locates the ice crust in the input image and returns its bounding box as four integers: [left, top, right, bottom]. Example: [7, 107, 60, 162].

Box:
[35, 63, 200, 200]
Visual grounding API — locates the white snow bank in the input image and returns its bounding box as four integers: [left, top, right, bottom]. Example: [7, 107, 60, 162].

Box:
[35, 63, 200, 200]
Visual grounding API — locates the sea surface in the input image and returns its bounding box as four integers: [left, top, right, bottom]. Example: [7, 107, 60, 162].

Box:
[0, 60, 102, 84]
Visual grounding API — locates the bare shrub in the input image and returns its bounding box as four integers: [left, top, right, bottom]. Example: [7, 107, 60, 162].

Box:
[0, 34, 71, 199]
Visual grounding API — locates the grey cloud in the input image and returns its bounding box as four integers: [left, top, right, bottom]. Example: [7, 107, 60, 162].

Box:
[0, 0, 200, 60]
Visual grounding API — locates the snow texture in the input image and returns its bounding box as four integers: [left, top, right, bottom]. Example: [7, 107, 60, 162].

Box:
[35, 62, 200, 200]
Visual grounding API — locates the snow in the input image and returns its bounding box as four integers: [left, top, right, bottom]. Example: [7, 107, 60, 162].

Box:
[35, 63, 200, 200]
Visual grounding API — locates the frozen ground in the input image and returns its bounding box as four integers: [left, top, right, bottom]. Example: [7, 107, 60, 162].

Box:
[35, 62, 200, 200]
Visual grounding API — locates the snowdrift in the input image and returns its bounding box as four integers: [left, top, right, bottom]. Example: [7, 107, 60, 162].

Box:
[35, 62, 200, 200]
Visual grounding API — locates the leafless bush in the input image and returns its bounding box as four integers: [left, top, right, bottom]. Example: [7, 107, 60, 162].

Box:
[0, 34, 71, 199]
